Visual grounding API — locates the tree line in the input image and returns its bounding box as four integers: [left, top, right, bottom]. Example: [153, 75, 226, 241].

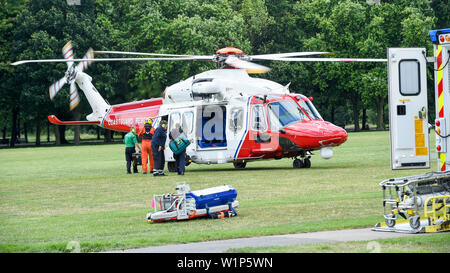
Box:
[1, 0, 448, 147]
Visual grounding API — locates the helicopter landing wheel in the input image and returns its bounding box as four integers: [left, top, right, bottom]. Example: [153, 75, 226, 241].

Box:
[303, 158, 311, 168]
[293, 158, 304, 169]
[233, 161, 246, 169]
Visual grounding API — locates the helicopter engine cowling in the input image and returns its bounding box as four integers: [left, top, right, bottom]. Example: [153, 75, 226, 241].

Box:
[192, 78, 223, 95]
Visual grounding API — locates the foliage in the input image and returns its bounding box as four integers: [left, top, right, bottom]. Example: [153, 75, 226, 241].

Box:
[0, 0, 445, 144]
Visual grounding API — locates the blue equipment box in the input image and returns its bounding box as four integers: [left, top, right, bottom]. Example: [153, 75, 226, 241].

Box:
[186, 185, 237, 209]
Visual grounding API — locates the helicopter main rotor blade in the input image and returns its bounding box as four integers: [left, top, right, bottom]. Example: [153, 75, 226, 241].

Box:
[264, 57, 387, 62]
[94, 50, 194, 57]
[250, 52, 333, 60]
[94, 51, 215, 61]
[11, 56, 212, 66]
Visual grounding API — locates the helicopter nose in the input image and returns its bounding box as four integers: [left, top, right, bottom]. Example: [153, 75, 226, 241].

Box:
[319, 122, 348, 146]
[280, 121, 347, 150]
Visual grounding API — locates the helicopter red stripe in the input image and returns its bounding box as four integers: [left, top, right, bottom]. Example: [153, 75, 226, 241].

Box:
[65, 52, 73, 59]
[48, 115, 99, 125]
[63, 48, 72, 55]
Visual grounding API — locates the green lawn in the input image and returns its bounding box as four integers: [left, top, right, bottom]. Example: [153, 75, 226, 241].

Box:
[0, 130, 446, 252]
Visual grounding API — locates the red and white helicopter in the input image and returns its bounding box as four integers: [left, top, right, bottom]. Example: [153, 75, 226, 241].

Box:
[13, 42, 350, 170]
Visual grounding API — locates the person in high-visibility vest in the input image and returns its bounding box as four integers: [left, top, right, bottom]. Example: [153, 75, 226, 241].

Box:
[138, 118, 155, 175]
[124, 126, 141, 174]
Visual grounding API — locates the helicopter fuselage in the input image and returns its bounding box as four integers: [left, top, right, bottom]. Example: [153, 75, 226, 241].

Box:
[96, 69, 347, 167]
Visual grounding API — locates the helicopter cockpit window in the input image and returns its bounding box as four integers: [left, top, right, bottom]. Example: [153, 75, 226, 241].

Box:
[182, 111, 193, 134]
[251, 105, 267, 132]
[229, 107, 243, 133]
[298, 99, 321, 120]
[169, 112, 181, 131]
[267, 100, 309, 129]
[268, 107, 283, 131]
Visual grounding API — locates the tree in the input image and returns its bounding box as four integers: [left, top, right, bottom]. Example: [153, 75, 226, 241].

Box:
[359, 1, 435, 130]
[0, 0, 27, 146]
[431, 0, 449, 29]
[294, 0, 367, 130]
[264, 0, 436, 131]
[1, 0, 442, 147]
[240, 0, 275, 54]
[6, 0, 119, 145]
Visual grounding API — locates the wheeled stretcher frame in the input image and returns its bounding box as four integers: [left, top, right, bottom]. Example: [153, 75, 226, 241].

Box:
[373, 171, 450, 233]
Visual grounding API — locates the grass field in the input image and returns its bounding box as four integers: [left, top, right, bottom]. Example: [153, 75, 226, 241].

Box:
[0, 130, 448, 252]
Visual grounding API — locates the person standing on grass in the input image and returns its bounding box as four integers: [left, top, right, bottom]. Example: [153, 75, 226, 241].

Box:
[124, 126, 141, 174]
[169, 123, 186, 175]
[151, 120, 168, 176]
[138, 118, 155, 175]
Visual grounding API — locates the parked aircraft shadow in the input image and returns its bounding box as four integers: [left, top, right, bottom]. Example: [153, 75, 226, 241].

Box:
[182, 164, 348, 173]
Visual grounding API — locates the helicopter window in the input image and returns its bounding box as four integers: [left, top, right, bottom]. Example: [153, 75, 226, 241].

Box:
[182, 111, 193, 134]
[305, 100, 322, 120]
[267, 100, 308, 129]
[229, 107, 243, 133]
[298, 100, 320, 120]
[169, 112, 181, 131]
[197, 105, 227, 148]
[268, 107, 283, 131]
[251, 105, 267, 132]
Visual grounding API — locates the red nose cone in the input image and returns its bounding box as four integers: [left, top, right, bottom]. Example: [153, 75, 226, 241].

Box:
[283, 121, 347, 149]
[321, 123, 348, 146]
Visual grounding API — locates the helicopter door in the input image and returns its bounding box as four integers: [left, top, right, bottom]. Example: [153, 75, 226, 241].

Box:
[249, 104, 273, 154]
[388, 48, 429, 170]
[166, 111, 182, 161]
[196, 105, 227, 149]
[181, 110, 195, 150]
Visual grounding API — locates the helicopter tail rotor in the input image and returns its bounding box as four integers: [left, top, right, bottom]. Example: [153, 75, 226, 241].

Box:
[49, 76, 67, 100]
[62, 40, 74, 68]
[76, 48, 94, 71]
[47, 41, 94, 110]
[69, 82, 80, 111]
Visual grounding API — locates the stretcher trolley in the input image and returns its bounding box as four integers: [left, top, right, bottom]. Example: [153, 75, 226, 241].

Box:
[146, 182, 239, 222]
[373, 171, 450, 233]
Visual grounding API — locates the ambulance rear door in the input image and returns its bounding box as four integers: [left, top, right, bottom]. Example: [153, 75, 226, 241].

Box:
[388, 48, 430, 170]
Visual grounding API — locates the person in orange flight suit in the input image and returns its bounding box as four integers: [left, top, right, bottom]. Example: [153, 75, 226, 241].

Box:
[138, 118, 155, 175]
